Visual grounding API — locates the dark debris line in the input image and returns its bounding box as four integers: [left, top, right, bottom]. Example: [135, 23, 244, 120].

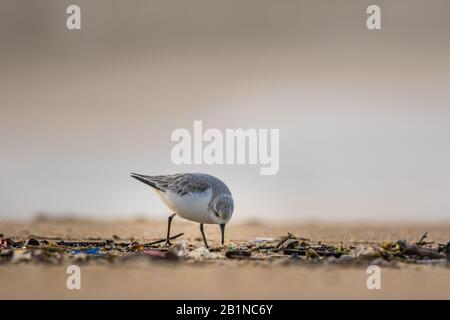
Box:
[0, 231, 449, 265]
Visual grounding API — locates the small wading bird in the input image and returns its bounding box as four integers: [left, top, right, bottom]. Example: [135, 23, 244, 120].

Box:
[131, 173, 234, 248]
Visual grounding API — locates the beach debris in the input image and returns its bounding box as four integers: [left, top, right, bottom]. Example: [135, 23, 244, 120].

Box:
[416, 232, 429, 245]
[189, 247, 215, 260]
[278, 239, 299, 250]
[11, 249, 33, 263]
[381, 242, 394, 250]
[396, 240, 444, 260]
[280, 243, 343, 258]
[143, 233, 184, 247]
[0, 248, 14, 262]
[438, 241, 450, 262]
[41, 242, 65, 253]
[0, 229, 448, 266]
[338, 254, 354, 262]
[166, 242, 189, 260]
[143, 249, 166, 258]
[353, 245, 378, 260]
[353, 245, 375, 258]
[276, 233, 309, 248]
[336, 243, 351, 256]
[112, 235, 121, 240]
[25, 238, 40, 246]
[129, 241, 144, 252]
[377, 242, 402, 260]
[0, 238, 8, 250]
[250, 237, 276, 244]
[57, 240, 104, 247]
[226, 249, 252, 259]
[287, 232, 310, 241]
[72, 247, 101, 255]
[305, 248, 320, 260]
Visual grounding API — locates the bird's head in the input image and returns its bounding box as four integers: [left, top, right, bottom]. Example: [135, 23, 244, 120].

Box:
[211, 194, 233, 246]
[211, 194, 234, 224]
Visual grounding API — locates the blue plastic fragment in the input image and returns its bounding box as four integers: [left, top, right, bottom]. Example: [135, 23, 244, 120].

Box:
[72, 247, 101, 255]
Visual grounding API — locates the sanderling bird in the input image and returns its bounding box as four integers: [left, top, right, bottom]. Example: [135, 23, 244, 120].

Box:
[131, 173, 234, 248]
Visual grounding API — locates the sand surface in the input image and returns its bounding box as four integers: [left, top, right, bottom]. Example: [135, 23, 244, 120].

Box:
[1, 219, 449, 299]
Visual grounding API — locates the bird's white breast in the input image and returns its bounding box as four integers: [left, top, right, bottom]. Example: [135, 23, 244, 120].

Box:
[157, 188, 216, 224]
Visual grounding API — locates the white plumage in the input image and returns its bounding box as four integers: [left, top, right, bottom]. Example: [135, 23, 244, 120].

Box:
[158, 188, 216, 224]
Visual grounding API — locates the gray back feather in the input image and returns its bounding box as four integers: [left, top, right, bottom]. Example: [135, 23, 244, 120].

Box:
[139, 173, 232, 200]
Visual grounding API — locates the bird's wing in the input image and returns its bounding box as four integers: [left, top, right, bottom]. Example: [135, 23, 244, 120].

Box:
[131, 173, 210, 196]
[165, 174, 210, 196]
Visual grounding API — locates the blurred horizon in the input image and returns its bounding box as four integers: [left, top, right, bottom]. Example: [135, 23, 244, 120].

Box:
[1, 0, 450, 222]
[5, 211, 450, 224]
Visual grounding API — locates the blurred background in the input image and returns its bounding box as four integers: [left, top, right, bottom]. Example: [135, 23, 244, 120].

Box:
[0, 0, 449, 222]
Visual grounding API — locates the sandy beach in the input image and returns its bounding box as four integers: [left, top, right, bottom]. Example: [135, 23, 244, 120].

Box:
[1, 218, 449, 299]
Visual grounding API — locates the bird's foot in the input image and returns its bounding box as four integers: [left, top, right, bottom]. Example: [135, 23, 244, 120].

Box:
[165, 240, 173, 247]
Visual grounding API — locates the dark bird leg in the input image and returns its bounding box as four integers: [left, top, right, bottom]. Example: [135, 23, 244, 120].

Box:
[220, 224, 226, 246]
[200, 223, 209, 248]
[165, 213, 176, 246]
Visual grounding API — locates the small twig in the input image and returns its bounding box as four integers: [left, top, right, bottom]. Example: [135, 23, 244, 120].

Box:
[144, 233, 184, 246]
[416, 232, 428, 245]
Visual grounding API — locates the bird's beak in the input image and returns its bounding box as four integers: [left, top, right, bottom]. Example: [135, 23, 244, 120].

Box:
[220, 224, 226, 246]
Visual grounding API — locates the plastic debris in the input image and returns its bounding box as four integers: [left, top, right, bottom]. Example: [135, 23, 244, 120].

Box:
[72, 247, 101, 255]
[143, 249, 166, 258]
[0, 230, 447, 266]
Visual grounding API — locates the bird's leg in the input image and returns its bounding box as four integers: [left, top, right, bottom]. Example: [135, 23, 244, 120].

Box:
[220, 224, 226, 246]
[165, 213, 176, 246]
[199, 223, 209, 249]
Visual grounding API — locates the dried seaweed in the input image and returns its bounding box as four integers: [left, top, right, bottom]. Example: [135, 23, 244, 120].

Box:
[0, 230, 448, 266]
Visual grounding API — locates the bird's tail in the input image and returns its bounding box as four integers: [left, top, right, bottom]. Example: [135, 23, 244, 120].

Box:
[131, 173, 165, 192]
